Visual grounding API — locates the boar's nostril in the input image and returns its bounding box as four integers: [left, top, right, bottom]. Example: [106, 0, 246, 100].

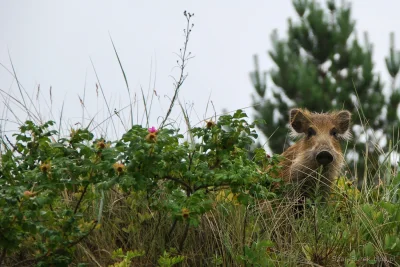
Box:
[316, 151, 333, 166]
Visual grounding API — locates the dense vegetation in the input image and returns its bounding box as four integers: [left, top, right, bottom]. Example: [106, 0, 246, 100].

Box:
[1, 113, 400, 266]
[1, 5, 400, 267]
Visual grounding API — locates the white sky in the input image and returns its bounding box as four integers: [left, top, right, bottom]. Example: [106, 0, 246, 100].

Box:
[1, 0, 399, 140]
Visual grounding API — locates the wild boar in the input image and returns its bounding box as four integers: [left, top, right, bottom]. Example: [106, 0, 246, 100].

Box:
[277, 108, 352, 198]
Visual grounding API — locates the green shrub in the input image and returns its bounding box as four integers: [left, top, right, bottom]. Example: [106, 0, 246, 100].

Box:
[0, 110, 280, 266]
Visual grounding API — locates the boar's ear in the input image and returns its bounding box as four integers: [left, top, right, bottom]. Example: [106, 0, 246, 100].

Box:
[335, 110, 352, 140]
[289, 108, 309, 134]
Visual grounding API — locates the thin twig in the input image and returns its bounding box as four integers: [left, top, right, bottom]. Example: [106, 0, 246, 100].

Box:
[163, 176, 192, 194]
[74, 183, 89, 214]
[4, 135, 20, 154]
[160, 11, 195, 128]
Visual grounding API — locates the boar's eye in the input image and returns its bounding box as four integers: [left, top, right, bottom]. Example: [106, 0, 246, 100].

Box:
[330, 128, 338, 138]
[307, 127, 316, 137]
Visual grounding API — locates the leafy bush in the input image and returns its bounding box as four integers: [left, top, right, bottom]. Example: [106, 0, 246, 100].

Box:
[1, 114, 400, 266]
[0, 110, 280, 266]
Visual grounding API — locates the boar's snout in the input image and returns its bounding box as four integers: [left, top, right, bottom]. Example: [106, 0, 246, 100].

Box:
[316, 150, 333, 166]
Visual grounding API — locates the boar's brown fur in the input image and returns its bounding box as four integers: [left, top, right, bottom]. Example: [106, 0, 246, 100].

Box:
[276, 108, 352, 198]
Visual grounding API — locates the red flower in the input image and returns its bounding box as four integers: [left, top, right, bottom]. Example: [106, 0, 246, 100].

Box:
[148, 126, 157, 133]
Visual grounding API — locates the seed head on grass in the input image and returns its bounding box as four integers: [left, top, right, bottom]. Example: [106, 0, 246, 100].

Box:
[345, 180, 353, 187]
[113, 162, 125, 175]
[181, 208, 190, 219]
[70, 128, 77, 138]
[96, 140, 110, 149]
[40, 162, 51, 173]
[96, 140, 106, 149]
[205, 120, 215, 129]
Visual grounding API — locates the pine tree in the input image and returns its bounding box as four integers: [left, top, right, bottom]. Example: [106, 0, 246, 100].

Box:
[250, 0, 399, 179]
[385, 32, 400, 145]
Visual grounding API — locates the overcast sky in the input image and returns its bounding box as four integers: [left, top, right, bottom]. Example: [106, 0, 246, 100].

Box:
[1, 0, 400, 141]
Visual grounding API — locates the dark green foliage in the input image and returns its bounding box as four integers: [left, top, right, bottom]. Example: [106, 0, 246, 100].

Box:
[0, 111, 277, 266]
[1, 121, 102, 266]
[1, 117, 400, 266]
[385, 32, 400, 141]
